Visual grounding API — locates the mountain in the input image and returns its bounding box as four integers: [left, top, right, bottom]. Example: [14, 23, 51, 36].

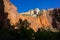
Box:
[0, 0, 60, 31]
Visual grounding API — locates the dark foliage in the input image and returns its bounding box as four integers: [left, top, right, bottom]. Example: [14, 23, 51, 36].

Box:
[0, 18, 60, 40]
[0, 0, 60, 40]
[51, 9, 60, 28]
[34, 28, 59, 40]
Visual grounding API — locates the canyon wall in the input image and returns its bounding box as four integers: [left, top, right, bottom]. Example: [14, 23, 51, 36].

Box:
[2, 0, 60, 31]
[4, 0, 19, 26]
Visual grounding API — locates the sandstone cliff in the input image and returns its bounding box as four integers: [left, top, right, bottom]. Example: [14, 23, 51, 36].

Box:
[1, 0, 60, 31]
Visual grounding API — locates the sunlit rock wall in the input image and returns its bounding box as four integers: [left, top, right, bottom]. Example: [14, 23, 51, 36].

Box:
[4, 0, 19, 26]
[3, 0, 60, 31]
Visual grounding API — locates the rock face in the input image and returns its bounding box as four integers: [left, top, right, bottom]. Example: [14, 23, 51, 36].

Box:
[4, 0, 19, 26]
[2, 0, 60, 31]
[48, 8, 60, 29]
[19, 9, 52, 31]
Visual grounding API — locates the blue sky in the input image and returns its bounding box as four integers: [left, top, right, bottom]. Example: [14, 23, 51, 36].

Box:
[10, 0, 60, 13]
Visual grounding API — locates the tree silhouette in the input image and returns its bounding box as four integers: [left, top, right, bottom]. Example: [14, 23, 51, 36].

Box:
[16, 19, 35, 40]
[17, 19, 30, 30]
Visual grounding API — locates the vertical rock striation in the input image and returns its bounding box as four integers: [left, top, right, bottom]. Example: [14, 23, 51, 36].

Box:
[1, 0, 60, 31]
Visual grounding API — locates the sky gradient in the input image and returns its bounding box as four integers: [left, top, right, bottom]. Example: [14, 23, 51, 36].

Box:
[10, 0, 60, 13]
